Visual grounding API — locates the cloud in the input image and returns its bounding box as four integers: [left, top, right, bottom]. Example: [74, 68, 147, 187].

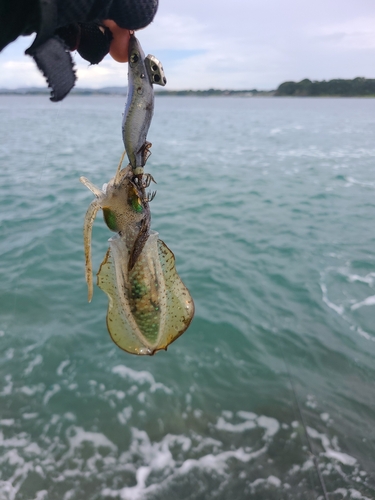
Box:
[310, 16, 375, 50]
[138, 13, 212, 51]
[74, 58, 126, 88]
[0, 60, 45, 88]
[1, 2, 375, 90]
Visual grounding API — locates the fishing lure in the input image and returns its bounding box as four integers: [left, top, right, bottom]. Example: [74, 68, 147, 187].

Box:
[122, 33, 166, 176]
[80, 155, 194, 355]
[79, 36, 193, 354]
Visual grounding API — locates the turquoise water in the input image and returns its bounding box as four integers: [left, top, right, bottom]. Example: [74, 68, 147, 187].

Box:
[0, 95, 374, 500]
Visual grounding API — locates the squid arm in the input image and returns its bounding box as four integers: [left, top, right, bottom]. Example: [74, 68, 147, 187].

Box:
[82, 199, 100, 302]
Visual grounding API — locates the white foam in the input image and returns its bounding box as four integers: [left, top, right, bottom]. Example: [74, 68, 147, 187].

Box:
[0, 375, 13, 396]
[43, 384, 61, 405]
[137, 392, 146, 403]
[24, 443, 42, 455]
[20, 384, 44, 396]
[351, 295, 375, 311]
[0, 449, 25, 467]
[179, 446, 267, 475]
[192, 436, 221, 454]
[64, 413, 76, 421]
[118, 407, 132, 425]
[289, 464, 300, 474]
[349, 489, 372, 500]
[216, 417, 256, 433]
[0, 419, 14, 426]
[320, 283, 344, 315]
[345, 177, 375, 188]
[357, 328, 375, 342]
[24, 354, 43, 375]
[237, 411, 257, 420]
[249, 477, 266, 489]
[215, 412, 279, 439]
[325, 450, 357, 466]
[0, 431, 29, 448]
[0, 481, 17, 500]
[307, 426, 357, 467]
[0, 330, 5, 337]
[193, 409, 202, 419]
[101, 428, 267, 500]
[347, 272, 375, 286]
[301, 459, 314, 471]
[57, 360, 70, 376]
[105, 390, 126, 400]
[306, 426, 331, 450]
[334, 488, 348, 498]
[257, 416, 280, 439]
[62, 426, 117, 461]
[22, 413, 38, 420]
[267, 475, 281, 487]
[249, 474, 282, 490]
[33, 491, 48, 500]
[112, 365, 172, 394]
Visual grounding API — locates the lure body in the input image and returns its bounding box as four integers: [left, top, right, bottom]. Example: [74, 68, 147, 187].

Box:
[122, 34, 154, 175]
[122, 34, 166, 175]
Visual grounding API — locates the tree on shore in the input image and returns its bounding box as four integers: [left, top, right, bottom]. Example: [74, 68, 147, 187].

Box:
[275, 77, 375, 96]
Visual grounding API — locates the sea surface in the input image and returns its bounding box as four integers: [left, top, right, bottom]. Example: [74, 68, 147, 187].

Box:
[0, 95, 374, 500]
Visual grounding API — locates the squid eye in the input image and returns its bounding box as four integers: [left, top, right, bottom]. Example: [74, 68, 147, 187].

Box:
[103, 208, 119, 232]
[131, 196, 143, 213]
[128, 188, 143, 213]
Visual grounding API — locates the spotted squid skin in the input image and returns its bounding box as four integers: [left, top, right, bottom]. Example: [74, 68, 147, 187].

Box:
[98, 231, 195, 355]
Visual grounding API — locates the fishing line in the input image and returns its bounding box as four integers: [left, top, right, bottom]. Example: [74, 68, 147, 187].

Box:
[283, 356, 329, 500]
[11, 99, 62, 320]
[36, 100, 63, 187]
[277, 334, 329, 500]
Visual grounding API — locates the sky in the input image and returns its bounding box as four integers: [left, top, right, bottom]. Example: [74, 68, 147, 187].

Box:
[1, 0, 375, 90]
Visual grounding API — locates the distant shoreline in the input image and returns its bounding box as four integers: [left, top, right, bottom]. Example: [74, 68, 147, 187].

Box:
[1, 91, 375, 98]
[1, 77, 375, 97]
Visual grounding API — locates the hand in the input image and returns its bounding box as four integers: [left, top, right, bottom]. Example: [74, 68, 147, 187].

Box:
[0, 0, 159, 101]
[102, 20, 130, 63]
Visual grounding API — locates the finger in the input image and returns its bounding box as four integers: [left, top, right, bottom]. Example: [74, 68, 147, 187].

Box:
[102, 20, 130, 63]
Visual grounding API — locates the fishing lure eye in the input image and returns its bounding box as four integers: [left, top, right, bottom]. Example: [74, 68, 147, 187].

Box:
[103, 208, 119, 232]
[130, 52, 139, 64]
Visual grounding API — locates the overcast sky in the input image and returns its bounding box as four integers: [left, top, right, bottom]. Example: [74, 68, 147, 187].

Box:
[1, 0, 375, 90]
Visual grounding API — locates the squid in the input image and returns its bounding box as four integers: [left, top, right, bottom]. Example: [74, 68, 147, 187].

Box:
[79, 154, 194, 355]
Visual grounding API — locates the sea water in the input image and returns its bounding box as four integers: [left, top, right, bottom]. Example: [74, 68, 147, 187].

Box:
[0, 95, 374, 499]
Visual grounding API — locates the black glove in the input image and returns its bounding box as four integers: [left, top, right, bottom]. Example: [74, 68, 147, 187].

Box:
[0, 0, 158, 101]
